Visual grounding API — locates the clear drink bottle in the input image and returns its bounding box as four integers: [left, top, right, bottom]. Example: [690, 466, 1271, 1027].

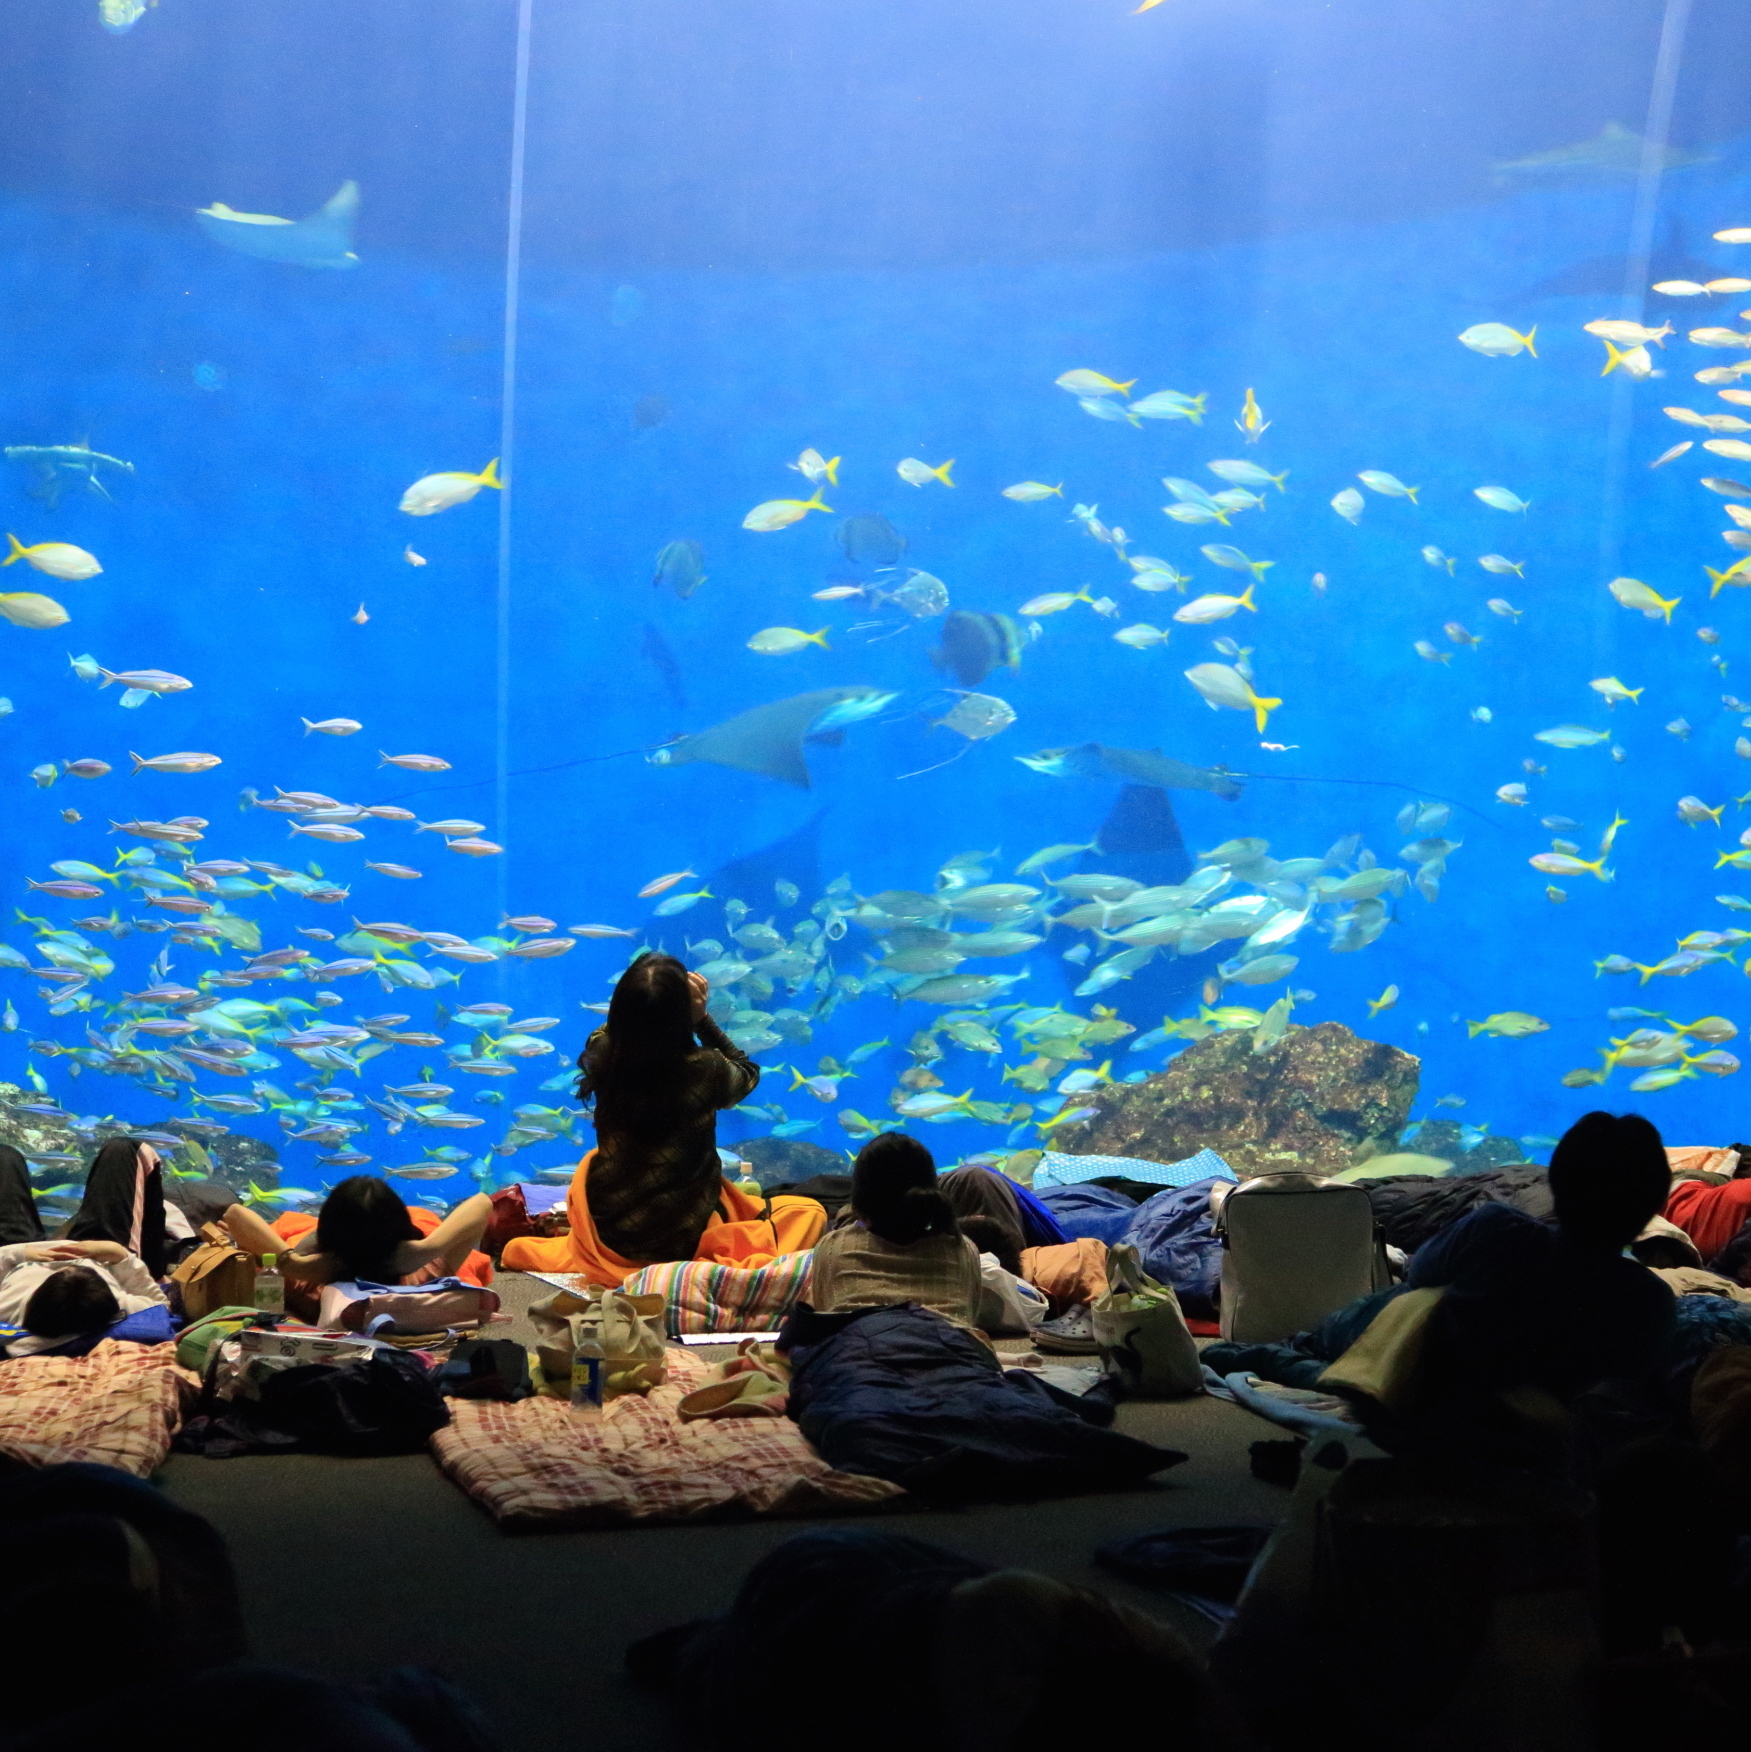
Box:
[254, 1251, 285, 1317]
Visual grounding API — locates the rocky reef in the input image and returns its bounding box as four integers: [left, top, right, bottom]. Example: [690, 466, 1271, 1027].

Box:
[1400, 1120, 1531, 1175]
[0, 1084, 281, 1221]
[1053, 1021, 1420, 1177]
[739, 1135, 845, 1189]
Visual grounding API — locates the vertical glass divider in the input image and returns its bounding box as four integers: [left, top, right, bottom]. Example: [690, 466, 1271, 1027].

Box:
[496, 0, 536, 926]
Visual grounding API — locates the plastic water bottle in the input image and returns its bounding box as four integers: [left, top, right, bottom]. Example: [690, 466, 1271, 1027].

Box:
[254, 1252, 285, 1317]
[570, 1331, 604, 1415]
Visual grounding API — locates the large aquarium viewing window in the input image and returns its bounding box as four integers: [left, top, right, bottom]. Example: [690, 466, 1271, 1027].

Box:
[6, 0, 1751, 1207]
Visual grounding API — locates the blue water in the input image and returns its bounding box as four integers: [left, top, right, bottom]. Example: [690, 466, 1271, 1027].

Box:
[7, 0, 1751, 1202]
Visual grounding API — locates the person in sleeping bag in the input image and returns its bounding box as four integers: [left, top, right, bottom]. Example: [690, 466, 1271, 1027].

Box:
[808, 1133, 987, 1330]
[500, 952, 825, 1283]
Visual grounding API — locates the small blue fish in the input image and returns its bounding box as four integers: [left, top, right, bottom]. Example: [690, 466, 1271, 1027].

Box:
[652, 887, 713, 917]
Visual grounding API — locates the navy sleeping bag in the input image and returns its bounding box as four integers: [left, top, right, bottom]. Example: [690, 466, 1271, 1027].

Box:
[782, 1303, 1184, 1502]
[1033, 1183, 1136, 1247]
[1119, 1177, 1226, 1321]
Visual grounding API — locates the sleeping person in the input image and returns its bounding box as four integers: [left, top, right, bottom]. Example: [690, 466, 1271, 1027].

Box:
[0, 1238, 168, 1358]
[0, 1139, 173, 1356]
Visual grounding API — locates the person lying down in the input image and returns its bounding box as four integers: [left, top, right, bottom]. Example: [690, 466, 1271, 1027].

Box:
[809, 1134, 1050, 1337]
[0, 1138, 172, 1357]
[0, 1241, 167, 1359]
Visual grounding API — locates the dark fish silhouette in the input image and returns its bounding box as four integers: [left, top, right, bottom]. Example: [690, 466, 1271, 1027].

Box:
[5, 442, 134, 510]
[1524, 216, 1726, 300]
[640, 622, 688, 710]
[652, 538, 706, 598]
[836, 513, 907, 566]
[1493, 122, 1715, 183]
[709, 808, 829, 907]
[1058, 785, 1204, 1020]
[931, 610, 1025, 687]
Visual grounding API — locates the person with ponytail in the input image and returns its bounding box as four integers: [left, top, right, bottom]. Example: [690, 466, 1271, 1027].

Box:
[501, 952, 827, 1281]
[808, 1133, 983, 1330]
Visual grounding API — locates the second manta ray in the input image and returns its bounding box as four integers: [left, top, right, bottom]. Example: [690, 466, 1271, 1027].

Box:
[195, 182, 360, 269]
[1015, 742, 1245, 801]
[648, 686, 896, 789]
[4, 443, 134, 508]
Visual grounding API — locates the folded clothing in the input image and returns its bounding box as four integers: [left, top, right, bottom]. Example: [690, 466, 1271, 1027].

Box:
[434, 1337, 533, 1402]
[316, 1276, 500, 1335]
[782, 1302, 1185, 1502]
[1020, 1237, 1109, 1317]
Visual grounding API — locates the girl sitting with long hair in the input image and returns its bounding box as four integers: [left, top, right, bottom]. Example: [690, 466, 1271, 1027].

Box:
[501, 952, 826, 1281]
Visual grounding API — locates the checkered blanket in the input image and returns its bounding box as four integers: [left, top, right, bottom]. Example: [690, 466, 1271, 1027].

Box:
[0, 1340, 197, 1476]
[431, 1346, 903, 1530]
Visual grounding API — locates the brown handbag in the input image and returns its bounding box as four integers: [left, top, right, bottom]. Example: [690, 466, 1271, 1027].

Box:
[171, 1223, 258, 1320]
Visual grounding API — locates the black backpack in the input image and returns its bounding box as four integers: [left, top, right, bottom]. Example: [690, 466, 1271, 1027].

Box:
[251, 1349, 451, 1456]
[434, 1337, 532, 1402]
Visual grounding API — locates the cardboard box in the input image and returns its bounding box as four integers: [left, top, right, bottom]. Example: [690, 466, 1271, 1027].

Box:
[234, 1325, 378, 1367]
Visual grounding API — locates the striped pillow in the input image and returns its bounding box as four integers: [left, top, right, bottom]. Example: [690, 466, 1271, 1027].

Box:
[623, 1251, 815, 1337]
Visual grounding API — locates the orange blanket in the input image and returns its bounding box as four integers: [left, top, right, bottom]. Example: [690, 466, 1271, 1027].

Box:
[501, 1151, 826, 1287]
[271, 1206, 494, 1288]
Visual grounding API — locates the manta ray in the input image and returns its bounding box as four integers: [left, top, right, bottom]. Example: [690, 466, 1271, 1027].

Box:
[195, 182, 360, 269]
[1493, 122, 1716, 183]
[4, 442, 134, 509]
[1014, 742, 1245, 800]
[648, 686, 893, 788]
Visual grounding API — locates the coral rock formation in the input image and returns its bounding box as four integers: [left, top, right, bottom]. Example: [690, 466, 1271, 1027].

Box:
[1055, 1022, 1419, 1177]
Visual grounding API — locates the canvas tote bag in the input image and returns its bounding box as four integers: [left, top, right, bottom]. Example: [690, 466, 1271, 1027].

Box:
[1092, 1242, 1202, 1398]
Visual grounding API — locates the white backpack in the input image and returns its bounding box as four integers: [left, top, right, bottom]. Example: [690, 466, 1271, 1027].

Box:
[1214, 1173, 1389, 1343]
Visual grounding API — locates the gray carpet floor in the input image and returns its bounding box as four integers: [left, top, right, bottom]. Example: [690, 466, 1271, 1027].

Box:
[154, 1273, 1293, 1751]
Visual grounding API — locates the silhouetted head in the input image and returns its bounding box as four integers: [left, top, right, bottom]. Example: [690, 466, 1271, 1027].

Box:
[21, 1264, 120, 1338]
[938, 1570, 1244, 1749]
[958, 1214, 1022, 1276]
[316, 1176, 420, 1282]
[581, 952, 700, 1134]
[852, 1133, 958, 1247]
[1548, 1111, 1670, 1250]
